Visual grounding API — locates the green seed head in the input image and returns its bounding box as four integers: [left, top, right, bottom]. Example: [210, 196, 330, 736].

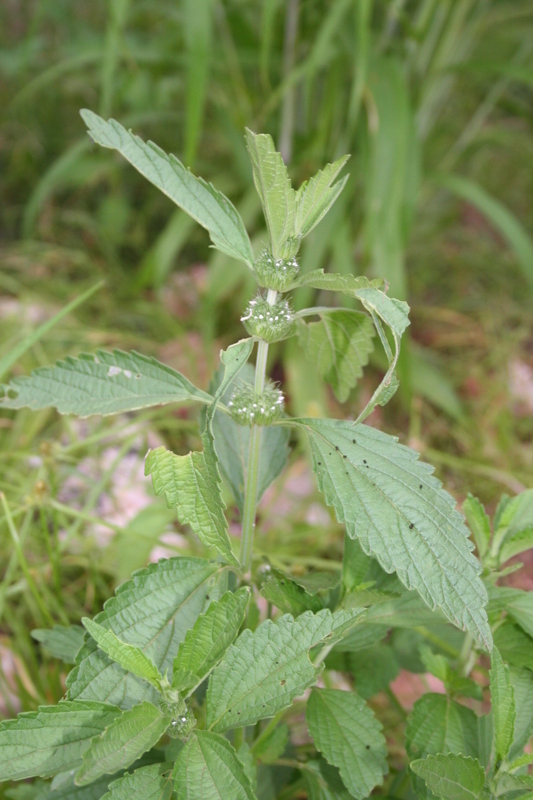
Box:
[228, 382, 284, 426]
[241, 295, 295, 343]
[253, 249, 299, 291]
[160, 694, 196, 739]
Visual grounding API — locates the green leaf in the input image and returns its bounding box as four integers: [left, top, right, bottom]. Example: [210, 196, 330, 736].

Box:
[493, 772, 533, 797]
[245, 129, 296, 259]
[0, 701, 121, 781]
[493, 621, 533, 670]
[66, 558, 223, 708]
[148, 339, 253, 563]
[102, 763, 174, 800]
[306, 689, 387, 799]
[81, 618, 163, 690]
[206, 608, 363, 732]
[0, 350, 212, 416]
[259, 565, 323, 615]
[509, 667, 533, 758]
[406, 694, 481, 763]
[499, 528, 533, 564]
[287, 270, 383, 293]
[298, 310, 374, 402]
[410, 754, 486, 800]
[31, 625, 85, 664]
[419, 646, 450, 683]
[173, 731, 257, 800]
[145, 445, 237, 565]
[490, 648, 516, 762]
[251, 724, 289, 764]
[293, 418, 492, 650]
[302, 759, 354, 800]
[172, 588, 250, 693]
[209, 362, 290, 513]
[348, 643, 400, 699]
[294, 157, 350, 238]
[76, 703, 170, 785]
[463, 495, 492, 560]
[81, 110, 254, 268]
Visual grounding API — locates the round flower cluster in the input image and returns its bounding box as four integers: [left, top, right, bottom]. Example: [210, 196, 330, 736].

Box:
[160, 693, 196, 739]
[253, 249, 299, 291]
[241, 295, 295, 343]
[228, 382, 285, 426]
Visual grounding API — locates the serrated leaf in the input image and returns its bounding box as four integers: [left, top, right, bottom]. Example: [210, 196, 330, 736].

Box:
[298, 310, 375, 402]
[496, 489, 533, 535]
[245, 129, 296, 258]
[406, 694, 481, 772]
[259, 565, 323, 615]
[173, 731, 257, 800]
[147, 340, 252, 564]
[499, 528, 533, 564]
[76, 703, 170, 785]
[306, 689, 387, 799]
[0, 350, 212, 416]
[0, 701, 121, 781]
[294, 157, 350, 238]
[493, 771, 533, 797]
[411, 755, 486, 800]
[145, 445, 237, 565]
[102, 763, 173, 800]
[292, 418, 492, 650]
[302, 759, 354, 800]
[172, 588, 250, 693]
[31, 625, 85, 664]
[206, 608, 363, 732]
[251, 724, 289, 764]
[463, 495, 492, 559]
[81, 110, 254, 267]
[501, 591, 533, 639]
[420, 646, 450, 683]
[209, 362, 290, 513]
[287, 270, 383, 293]
[66, 558, 223, 708]
[82, 618, 163, 690]
[490, 648, 515, 762]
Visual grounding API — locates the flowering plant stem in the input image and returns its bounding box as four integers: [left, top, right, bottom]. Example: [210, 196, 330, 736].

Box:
[240, 288, 277, 572]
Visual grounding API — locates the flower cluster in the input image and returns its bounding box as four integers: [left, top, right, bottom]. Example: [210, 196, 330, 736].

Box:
[228, 382, 285, 426]
[253, 249, 299, 291]
[241, 295, 294, 343]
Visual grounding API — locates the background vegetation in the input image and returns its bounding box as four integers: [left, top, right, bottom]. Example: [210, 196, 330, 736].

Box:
[0, 0, 532, 793]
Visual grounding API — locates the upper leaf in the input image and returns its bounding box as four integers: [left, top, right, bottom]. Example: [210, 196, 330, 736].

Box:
[259, 565, 323, 616]
[306, 689, 387, 799]
[81, 110, 255, 267]
[0, 701, 121, 781]
[67, 557, 224, 708]
[293, 418, 492, 650]
[245, 129, 297, 258]
[287, 270, 383, 293]
[294, 157, 350, 239]
[509, 666, 533, 759]
[101, 763, 174, 800]
[173, 731, 257, 800]
[82, 618, 163, 690]
[410, 754, 486, 800]
[490, 648, 515, 762]
[0, 350, 212, 416]
[172, 588, 250, 693]
[31, 625, 85, 664]
[206, 608, 363, 732]
[298, 310, 375, 402]
[76, 702, 170, 785]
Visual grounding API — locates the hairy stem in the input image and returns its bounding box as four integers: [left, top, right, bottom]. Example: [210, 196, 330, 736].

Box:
[240, 289, 277, 572]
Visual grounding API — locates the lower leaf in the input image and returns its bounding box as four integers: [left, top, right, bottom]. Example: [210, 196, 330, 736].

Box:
[173, 731, 257, 800]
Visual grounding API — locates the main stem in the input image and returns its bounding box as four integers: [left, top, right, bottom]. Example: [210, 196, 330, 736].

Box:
[240, 289, 277, 573]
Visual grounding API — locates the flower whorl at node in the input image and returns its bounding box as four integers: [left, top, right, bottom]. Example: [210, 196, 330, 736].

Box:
[241, 295, 295, 343]
[160, 692, 196, 739]
[228, 383, 284, 426]
[253, 250, 299, 291]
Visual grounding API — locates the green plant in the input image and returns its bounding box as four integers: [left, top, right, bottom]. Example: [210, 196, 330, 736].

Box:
[0, 113, 532, 800]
